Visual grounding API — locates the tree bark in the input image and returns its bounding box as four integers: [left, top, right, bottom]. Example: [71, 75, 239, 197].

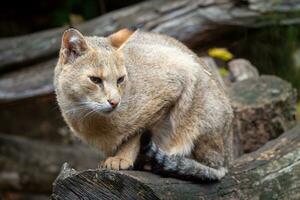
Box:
[0, 133, 102, 193]
[1, 0, 300, 72]
[52, 124, 300, 200]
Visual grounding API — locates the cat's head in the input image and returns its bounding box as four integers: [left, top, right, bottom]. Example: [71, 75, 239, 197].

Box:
[55, 28, 133, 115]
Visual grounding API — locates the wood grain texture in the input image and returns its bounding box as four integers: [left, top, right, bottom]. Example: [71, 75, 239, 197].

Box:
[52, 124, 300, 199]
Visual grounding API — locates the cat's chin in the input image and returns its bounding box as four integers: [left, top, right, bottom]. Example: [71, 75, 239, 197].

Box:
[102, 109, 114, 114]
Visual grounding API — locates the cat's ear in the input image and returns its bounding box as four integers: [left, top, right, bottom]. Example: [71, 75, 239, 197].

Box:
[60, 28, 88, 64]
[109, 28, 134, 49]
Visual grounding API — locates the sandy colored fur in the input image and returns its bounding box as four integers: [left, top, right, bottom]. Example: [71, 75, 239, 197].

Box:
[109, 28, 134, 48]
[54, 29, 233, 178]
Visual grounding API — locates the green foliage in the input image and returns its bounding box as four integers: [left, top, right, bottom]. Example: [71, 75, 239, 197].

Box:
[230, 25, 300, 95]
[219, 67, 229, 78]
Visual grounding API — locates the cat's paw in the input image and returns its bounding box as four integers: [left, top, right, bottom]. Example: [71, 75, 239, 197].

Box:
[100, 156, 133, 170]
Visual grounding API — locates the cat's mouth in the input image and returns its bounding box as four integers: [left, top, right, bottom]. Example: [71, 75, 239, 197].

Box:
[80, 101, 114, 114]
[98, 102, 120, 114]
[102, 107, 115, 113]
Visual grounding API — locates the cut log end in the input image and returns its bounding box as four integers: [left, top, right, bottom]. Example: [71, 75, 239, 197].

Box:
[52, 166, 160, 200]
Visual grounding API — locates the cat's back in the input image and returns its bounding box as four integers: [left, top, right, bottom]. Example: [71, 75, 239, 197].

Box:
[124, 31, 195, 63]
[122, 31, 204, 80]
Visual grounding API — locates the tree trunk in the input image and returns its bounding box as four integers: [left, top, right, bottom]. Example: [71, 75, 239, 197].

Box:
[52, 124, 300, 200]
[0, 134, 102, 193]
[1, 0, 300, 72]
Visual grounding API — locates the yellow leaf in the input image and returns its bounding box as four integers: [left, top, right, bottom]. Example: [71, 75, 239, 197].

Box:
[208, 48, 234, 61]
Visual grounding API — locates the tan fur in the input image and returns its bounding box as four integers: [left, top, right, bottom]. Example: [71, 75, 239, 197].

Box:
[54, 28, 233, 176]
[109, 28, 134, 48]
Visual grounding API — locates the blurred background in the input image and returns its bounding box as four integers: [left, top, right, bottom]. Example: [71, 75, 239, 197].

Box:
[0, 0, 299, 199]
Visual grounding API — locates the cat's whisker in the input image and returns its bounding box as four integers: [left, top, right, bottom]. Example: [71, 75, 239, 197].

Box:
[81, 103, 108, 121]
[65, 104, 91, 115]
[65, 101, 99, 115]
[79, 103, 101, 121]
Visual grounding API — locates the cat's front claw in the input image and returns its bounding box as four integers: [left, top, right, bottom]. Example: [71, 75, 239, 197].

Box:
[99, 156, 133, 170]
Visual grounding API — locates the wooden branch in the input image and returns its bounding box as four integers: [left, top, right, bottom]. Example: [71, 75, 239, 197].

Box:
[0, 134, 102, 193]
[2, 0, 300, 71]
[52, 124, 300, 199]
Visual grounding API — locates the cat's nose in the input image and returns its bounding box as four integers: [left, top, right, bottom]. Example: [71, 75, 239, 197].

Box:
[108, 99, 119, 108]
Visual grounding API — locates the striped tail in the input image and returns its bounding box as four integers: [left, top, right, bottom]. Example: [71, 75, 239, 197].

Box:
[138, 132, 227, 182]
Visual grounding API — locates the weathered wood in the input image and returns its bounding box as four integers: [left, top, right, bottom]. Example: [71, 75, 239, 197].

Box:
[2, 0, 300, 71]
[0, 133, 102, 193]
[229, 75, 297, 156]
[52, 124, 300, 200]
[0, 94, 70, 143]
[0, 59, 55, 103]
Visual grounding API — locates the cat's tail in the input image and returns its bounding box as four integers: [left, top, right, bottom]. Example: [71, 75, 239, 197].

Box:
[139, 133, 227, 182]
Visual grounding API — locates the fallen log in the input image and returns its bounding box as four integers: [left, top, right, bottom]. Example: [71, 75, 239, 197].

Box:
[0, 59, 55, 103]
[2, 0, 300, 71]
[52, 124, 300, 200]
[0, 133, 102, 193]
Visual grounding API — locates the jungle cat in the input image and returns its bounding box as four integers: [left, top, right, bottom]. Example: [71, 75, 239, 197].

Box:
[54, 28, 233, 181]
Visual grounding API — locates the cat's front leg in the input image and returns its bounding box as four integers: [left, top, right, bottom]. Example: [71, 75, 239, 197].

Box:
[100, 133, 141, 170]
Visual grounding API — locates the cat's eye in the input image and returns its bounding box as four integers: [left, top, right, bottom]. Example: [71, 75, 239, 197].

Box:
[89, 76, 103, 85]
[117, 76, 125, 85]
